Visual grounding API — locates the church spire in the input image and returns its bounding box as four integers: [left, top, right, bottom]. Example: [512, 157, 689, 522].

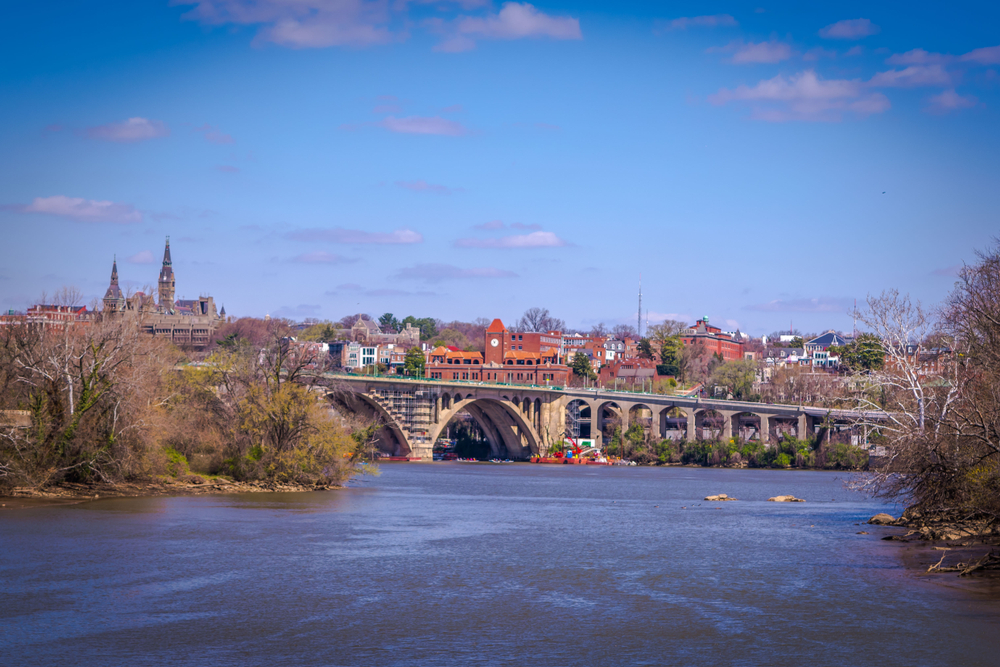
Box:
[103, 256, 124, 312]
[158, 236, 175, 312]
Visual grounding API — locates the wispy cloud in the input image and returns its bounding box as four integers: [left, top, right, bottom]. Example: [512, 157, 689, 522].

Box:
[216, 165, 240, 173]
[887, 48, 950, 66]
[125, 250, 155, 264]
[926, 89, 978, 114]
[290, 251, 357, 263]
[473, 219, 505, 230]
[708, 70, 890, 122]
[378, 116, 468, 135]
[324, 284, 439, 297]
[195, 123, 234, 144]
[436, 2, 582, 52]
[868, 64, 955, 88]
[176, 0, 395, 48]
[746, 296, 852, 313]
[471, 220, 541, 231]
[395, 179, 463, 194]
[455, 231, 567, 248]
[18, 195, 143, 224]
[288, 227, 424, 244]
[819, 18, 880, 40]
[85, 117, 169, 143]
[395, 263, 517, 282]
[961, 45, 1000, 65]
[712, 39, 793, 64]
[659, 14, 737, 31]
[178, 0, 581, 53]
[803, 46, 838, 61]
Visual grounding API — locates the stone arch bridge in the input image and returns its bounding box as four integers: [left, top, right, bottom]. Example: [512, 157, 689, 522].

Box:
[317, 375, 880, 460]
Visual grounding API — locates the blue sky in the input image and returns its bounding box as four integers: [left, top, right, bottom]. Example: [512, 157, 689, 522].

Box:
[2, 1, 998, 335]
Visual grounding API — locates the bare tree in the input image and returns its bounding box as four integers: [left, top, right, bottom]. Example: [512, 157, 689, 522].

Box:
[611, 323, 638, 341]
[849, 252, 1000, 537]
[589, 322, 608, 337]
[514, 307, 565, 333]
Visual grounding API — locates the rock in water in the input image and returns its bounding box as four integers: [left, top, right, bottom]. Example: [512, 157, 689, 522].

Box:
[704, 494, 737, 501]
[768, 495, 805, 502]
[868, 513, 897, 525]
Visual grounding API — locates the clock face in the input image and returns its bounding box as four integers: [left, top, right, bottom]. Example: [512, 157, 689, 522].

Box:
[490, 338, 499, 347]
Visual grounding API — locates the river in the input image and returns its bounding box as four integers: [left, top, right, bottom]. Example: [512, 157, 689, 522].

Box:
[2, 464, 998, 666]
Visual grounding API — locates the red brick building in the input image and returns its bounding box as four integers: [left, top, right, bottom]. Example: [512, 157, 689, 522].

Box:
[680, 317, 744, 361]
[424, 318, 571, 385]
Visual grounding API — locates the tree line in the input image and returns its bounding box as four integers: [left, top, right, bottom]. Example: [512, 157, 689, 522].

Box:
[0, 313, 377, 493]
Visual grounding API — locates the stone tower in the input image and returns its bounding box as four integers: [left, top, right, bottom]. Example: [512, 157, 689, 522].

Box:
[158, 237, 175, 312]
[102, 257, 125, 312]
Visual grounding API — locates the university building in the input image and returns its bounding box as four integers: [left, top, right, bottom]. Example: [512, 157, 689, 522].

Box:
[102, 238, 227, 348]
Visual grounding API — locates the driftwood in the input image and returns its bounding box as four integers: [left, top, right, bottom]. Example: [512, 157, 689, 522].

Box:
[926, 549, 1000, 576]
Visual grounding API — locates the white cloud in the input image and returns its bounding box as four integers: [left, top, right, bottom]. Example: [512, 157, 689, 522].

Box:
[290, 251, 356, 263]
[713, 39, 793, 64]
[960, 45, 1000, 65]
[454, 231, 568, 248]
[456, 2, 581, 40]
[378, 116, 468, 135]
[195, 123, 234, 144]
[926, 89, 977, 114]
[177, 0, 582, 52]
[887, 48, 950, 66]
[21, 196, 143, 224]
[661, 14, 737, 31]
[175, 0, 394, 48]
[818, 18, 880, 40]
[288, 227, 424, 244]
[85, 117, 169, 143]
[708, 70, 890, 122]
[868, 64, 955, 88]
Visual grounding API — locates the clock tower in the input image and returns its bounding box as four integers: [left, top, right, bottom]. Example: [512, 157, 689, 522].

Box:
[484, 318, 509, 366]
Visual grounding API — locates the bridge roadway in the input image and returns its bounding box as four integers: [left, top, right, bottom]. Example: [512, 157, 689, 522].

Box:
[315, 373, 883, 460]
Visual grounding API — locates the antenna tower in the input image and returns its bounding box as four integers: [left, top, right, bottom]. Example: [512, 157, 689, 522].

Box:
[637, 274, 642, 338]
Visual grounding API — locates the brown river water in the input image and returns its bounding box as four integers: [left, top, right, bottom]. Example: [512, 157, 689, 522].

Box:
[2, 464, 998, 666]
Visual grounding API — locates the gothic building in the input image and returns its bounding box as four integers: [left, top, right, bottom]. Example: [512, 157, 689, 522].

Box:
[102, 258, 125, 313]
[101, 237, 226, 347]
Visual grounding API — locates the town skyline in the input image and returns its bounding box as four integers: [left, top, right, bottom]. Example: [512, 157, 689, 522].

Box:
[2, 1, 998, 333]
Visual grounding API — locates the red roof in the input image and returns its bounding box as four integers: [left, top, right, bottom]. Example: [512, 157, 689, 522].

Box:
[487, 318, 507, 332]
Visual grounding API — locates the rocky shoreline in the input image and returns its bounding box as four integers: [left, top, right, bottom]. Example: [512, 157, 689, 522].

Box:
[0, 477, 340, 509]
[866, 510, 1000, 579]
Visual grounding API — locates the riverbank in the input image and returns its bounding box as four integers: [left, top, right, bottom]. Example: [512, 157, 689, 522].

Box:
[0, 476, 341, 509]
[864, 511, 1000, 583]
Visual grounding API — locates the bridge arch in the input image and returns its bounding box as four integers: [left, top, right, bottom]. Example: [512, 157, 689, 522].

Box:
[695, 409, 726, 441]
[326, 391, 412, 457]
[627, 404, 654, 432]
[730, 411, 764, 441]
[659, 406, 689, 440]
[430, 395, 545, 459]
[597, 401, 624, 440]
[565, 399, 592, 440]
